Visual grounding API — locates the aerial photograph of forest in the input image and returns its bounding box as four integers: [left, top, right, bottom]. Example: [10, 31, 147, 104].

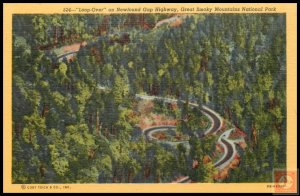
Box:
[12, 14, 286, 183]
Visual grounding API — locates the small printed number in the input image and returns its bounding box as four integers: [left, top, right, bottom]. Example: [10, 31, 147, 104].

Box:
[63, 8, 72, 12]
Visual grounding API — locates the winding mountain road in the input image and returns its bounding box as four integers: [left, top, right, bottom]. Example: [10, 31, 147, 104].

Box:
[57, 51, 79, 62]
[143, 126, 177, 141]
[215, 139, 234, 167]
[213, 129, 237, 169]
[136, 94, 238, 182]
[54, 34, 241, 183]
[95, 87, 238, 182]
[201, 106, 222, 136]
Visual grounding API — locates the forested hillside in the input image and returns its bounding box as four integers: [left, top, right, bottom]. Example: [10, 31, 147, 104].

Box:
[12, 14, 286, 183]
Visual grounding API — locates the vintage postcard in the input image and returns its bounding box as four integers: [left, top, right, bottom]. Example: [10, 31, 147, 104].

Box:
[3, 3, 297, 193]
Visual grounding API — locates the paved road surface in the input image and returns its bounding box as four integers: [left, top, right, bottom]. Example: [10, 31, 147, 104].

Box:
[137, 94, 238, 182]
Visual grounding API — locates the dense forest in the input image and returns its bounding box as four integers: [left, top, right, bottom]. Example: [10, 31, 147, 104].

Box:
[12, 14, 286, 183]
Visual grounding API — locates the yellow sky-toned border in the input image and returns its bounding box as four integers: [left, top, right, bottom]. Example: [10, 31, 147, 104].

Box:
[3, 3, 297, 193]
